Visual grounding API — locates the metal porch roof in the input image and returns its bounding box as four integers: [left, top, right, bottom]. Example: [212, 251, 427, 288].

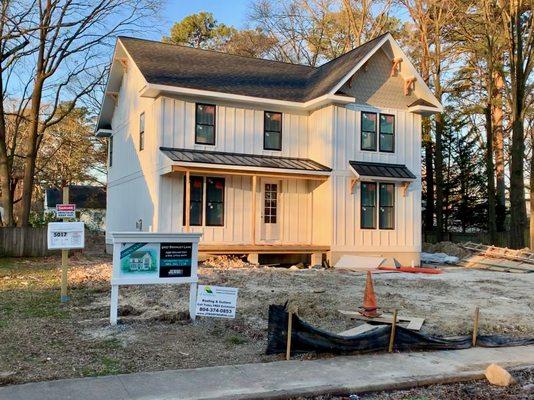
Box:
[161, 147, 331, 172]
[349, 161, 416, 180]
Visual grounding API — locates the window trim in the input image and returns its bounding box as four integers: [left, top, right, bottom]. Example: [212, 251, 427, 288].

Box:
[379, 182, 395, 230]
[360, 182, 377, 229]
[361, 111, 378, 151]
[205, 177, 225, 227]
[183, 175, 203, 226]
[195, 103, 216, 145]
[263, 111, 282, 151]
[379, 113, 395, 153]
[139, 112, 145, 151]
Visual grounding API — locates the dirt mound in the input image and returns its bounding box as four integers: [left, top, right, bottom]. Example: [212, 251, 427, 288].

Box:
[201, 255, 257, 269]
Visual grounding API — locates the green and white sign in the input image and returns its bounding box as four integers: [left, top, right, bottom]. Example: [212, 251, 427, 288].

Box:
[110, 232, 202, 326]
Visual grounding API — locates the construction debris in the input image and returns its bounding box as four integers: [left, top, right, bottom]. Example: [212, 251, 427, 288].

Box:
[338, 310, 425, 331]
[485, 363, 516, 387]
[334, 255, 385, 271]
[459, 242, 534, 273]
[421, 252, 459, 265]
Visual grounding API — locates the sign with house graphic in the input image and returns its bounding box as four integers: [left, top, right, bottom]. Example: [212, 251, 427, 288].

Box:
[120, 243, 158, 276]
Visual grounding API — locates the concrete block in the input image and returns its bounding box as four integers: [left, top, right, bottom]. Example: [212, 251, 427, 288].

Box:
[247, 253, 259, 265]
[310, 252, 323, 267]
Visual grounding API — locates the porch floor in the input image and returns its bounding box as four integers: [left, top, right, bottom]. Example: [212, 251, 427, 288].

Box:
[198, 244, 330, 254]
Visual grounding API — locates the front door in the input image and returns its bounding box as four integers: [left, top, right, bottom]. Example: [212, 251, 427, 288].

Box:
[261, 181, 280, 242]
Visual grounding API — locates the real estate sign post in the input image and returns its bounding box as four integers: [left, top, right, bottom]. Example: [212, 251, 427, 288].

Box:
[46, 186, 85, 302]
[110, 232, 202, 325]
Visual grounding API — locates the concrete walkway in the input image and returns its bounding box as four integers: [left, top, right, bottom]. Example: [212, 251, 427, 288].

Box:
[2, 345, 534, 400]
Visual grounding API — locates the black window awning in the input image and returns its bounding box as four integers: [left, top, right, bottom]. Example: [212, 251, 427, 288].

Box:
[161, 147, 331, 173]
[349, 161, 416, 180]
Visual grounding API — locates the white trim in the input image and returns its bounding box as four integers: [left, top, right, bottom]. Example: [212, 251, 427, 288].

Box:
[408, 105, 443, 114]
[329, 34, 391, 95]
[165, 161, 331, 176]
[140, 84, 354, 111]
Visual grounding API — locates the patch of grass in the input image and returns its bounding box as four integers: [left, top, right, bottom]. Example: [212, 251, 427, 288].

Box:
[225, 334, 248, 345]
[0, 290, 68, 322]
[81, 356, 123, 377]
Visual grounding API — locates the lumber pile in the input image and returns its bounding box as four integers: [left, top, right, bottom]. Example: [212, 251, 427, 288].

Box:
[458, 242, 534, 273]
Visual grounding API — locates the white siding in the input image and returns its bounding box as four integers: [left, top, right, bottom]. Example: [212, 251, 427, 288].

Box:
[158, 97, 309, 160]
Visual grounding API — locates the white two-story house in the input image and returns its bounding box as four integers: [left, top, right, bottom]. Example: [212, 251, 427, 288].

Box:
[96, 33, 442, 266]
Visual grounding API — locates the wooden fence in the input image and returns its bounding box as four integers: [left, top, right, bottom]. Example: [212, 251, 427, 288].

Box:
[0, 227, 106, 257]
[0, 227, 51, 257]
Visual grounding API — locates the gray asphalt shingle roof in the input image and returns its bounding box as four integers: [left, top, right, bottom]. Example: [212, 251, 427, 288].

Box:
[161, 147, 331, 172]
[119, 34, 389, 102]
[349, 161, 416, 180]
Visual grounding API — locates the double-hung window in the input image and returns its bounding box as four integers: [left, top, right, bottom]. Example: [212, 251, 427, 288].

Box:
[361, 182, 395, 230]
[183, 176, 204, 226]
[109, 136, 113, 167]
[379, 183, 395, 229]
[361, 112, 377, 151]
[183, 176, 225, 227]
[195, 103, 216, 145]
[205, 178, 225, 226]
[139, 112, 145, 151]
[361, 182, 377, 229]
[264, 111, 282, 150]
[379, 114, 395, 152]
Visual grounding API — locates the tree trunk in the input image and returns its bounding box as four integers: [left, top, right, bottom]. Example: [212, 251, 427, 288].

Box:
[423, 117, 434, 231]
[434, 112, 444, 241]
[19, 75, 44, 226]
[0, 98, 14, 226]
[492, 68, 506, 232]
[484, 105, 497, 243]
[530, 132, 534, 251]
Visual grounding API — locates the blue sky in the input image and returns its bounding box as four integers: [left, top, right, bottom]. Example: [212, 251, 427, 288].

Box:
[147, 0, 252, 40]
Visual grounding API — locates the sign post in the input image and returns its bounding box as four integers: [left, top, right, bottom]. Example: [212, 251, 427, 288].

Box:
[61, 187, 70, 302]
[110, 232, 202, 325]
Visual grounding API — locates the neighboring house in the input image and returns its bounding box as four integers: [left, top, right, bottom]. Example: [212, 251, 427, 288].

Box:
[45, 185, 107, 231]
[96, 33, 442, 265]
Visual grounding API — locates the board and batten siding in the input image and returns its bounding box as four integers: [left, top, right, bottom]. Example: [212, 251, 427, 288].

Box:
[157, 97, 310, 169]
[329, 105, 422, 253]
[157, 174, 313, 244]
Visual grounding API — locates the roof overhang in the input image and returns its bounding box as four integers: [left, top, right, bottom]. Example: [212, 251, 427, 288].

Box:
[348, 161, 417, 182]
[167, 163, 330, 181]
[95, 128, 113, 138]
[140, 83, 354, 112]
[408, 104, 443, 115]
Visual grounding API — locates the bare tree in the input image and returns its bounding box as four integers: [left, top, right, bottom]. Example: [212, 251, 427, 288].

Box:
[16, 0, 158, 226]
[499, 0, 534, 248]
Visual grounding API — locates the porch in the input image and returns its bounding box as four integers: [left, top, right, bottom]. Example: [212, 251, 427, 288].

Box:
[160, 147, 332, 256]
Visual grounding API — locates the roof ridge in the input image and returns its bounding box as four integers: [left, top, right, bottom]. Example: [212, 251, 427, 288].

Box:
[313, 32, 391, 71]
[118, 35, 316, 71]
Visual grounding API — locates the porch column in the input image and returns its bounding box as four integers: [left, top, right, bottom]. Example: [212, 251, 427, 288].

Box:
[184, 170, 190, 232]
[251, 175, 257, 244]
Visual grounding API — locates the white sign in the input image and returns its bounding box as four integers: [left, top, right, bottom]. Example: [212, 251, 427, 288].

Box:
[56, 204, 76, 218]
[47, 222, 85, 249]
[109, 232, 202, 325]
[195, 285, 238, 318]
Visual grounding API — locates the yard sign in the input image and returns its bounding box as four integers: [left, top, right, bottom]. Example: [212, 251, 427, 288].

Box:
[110, 232, 202, 325]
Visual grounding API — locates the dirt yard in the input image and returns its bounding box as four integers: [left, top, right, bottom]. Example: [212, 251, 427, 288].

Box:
[1, 254, 533, 386]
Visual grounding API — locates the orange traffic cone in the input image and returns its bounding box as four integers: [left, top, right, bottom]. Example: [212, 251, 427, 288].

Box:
[359, 271, 380, 318]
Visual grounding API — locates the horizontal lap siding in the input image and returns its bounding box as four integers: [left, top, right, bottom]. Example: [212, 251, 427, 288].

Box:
[331, 106, 421, 252]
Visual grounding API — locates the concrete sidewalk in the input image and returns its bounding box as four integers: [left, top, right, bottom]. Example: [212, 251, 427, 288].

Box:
[2, 345, 534, 400]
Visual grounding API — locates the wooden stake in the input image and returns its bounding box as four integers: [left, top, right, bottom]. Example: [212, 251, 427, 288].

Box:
[472, 307, 480, 347]
[388, 309, 398, 353]
[60, 186, 70, 303]
[286, 311, 293, 360]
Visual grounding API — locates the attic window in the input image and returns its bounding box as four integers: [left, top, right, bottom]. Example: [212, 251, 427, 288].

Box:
[195, 103, 216, 145]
